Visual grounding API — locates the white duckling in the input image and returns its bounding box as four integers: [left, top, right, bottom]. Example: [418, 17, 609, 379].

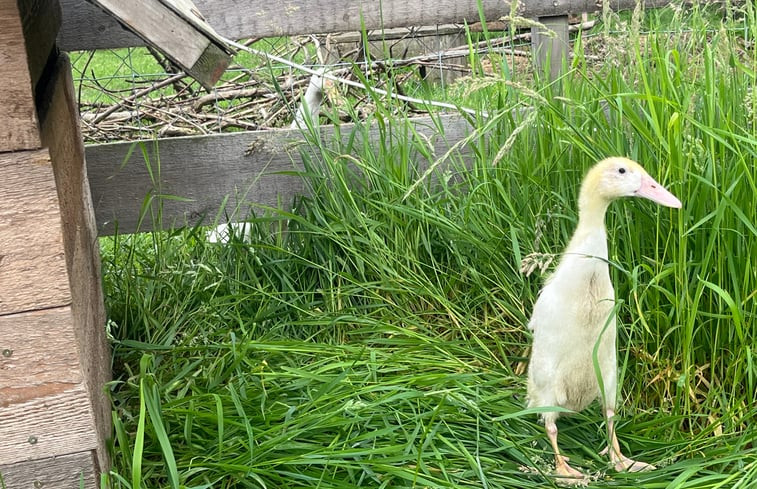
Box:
[527, 157, 681, 482]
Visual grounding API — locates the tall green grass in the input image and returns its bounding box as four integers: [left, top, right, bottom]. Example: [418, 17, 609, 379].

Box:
[101, 3, 757, 488]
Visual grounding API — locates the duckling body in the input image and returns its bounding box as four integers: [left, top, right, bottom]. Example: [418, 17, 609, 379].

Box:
[528, 249, 615, 413]
[526, 157, 681, 482]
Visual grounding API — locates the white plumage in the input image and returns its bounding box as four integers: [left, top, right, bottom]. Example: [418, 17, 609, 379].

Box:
[526, 157, 681, 482]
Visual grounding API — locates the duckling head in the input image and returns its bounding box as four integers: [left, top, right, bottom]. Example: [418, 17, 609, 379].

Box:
[579, 157, 682, 213]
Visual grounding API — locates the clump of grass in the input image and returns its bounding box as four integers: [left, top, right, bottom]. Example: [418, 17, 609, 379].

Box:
[101, 3, 757, 488]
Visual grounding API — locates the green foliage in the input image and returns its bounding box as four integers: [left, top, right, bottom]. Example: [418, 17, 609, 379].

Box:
[100, 4, 757, 488]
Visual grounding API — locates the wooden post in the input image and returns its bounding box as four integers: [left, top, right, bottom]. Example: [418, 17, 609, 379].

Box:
[0, 0, 109, 486]
[39, 52, 112, 475]
[532, 15, 570, 82]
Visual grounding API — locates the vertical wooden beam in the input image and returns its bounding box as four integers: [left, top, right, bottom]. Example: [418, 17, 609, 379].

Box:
[0, 0, 110, 485]
[0, 150, 103, 489]
[39, 52, 112, 473]
[532, 15, 570, 82]
[17, 0, 62, 86]
[0, 0, 61, 151]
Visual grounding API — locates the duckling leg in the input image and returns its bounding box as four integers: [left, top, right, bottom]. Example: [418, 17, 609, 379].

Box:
[604, 409, 655, 472]
[545, 418, 585, 481]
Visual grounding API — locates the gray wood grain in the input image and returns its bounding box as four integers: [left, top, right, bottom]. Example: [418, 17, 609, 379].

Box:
[18, 0, 61, 88]
[0, 150, 72, 314]
[0, 384, 98, 465]
[40, 53, 111, 471]
[0, 308, 82, 409]
[85, 114, 475, 235]
[59, 0, 671, 51]
[0, 450, 97, 489]
[0, 1, 41, 151]
[532, 15, 570, 81]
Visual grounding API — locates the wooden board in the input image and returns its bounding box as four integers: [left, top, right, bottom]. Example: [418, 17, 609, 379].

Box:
[87, 130, 308, 235]
[0, 383, 98, 465]
[532, 15, 570, 81]
[0, 149, 71, 314]
[59, 0, 672, 51]
[85, 114, 474, 235]
[0, 308, 81, 408]
[81, 0, 229, 88]
[16, 0, 62, 88]
[0, 451, 97, 489]
[38, 53, 111, 471]
[331, 24, 469, 43]
[0, 0, 40, 151]
[159, 0, 230, 46]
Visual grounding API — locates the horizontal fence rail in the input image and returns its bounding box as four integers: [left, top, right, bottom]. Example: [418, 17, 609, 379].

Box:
[85, 114, 476, 235]
[59, 0, 670, 51]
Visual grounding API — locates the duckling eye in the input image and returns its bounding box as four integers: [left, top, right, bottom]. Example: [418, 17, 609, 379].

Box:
[618, 167, 626, 174]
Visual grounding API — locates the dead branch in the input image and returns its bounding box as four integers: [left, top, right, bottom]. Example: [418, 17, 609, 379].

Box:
[77, 21, 603, 143]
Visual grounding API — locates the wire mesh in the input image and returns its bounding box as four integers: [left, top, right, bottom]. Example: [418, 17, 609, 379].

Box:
[70, 25, 537, 144]
[70, 2, 749, 146]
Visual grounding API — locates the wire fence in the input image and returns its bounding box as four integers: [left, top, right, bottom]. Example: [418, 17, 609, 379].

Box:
[70, 23, 559, 144]
[69, 9, 733, 145]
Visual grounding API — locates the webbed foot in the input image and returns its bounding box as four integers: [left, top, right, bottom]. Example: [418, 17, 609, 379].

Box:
[554, 456, 588, 486]
[612, 455, 655, 473]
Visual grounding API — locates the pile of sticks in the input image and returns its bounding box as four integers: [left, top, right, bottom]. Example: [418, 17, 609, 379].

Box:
[78, 74, 307, 143]
[76, 21, 598, 144]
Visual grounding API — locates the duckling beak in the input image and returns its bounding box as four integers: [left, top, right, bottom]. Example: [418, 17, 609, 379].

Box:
[635, 174, 682, 208]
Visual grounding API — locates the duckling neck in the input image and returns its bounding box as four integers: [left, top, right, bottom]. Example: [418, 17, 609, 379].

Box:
[566, 193, 611, 259]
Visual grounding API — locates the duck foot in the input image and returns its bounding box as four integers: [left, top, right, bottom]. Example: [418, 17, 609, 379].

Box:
[612, 456, 655, 473]
[599, 446, 656, 472]
[554, 456, 588, 486]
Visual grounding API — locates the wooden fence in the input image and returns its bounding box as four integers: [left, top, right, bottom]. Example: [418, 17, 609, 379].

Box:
[87, 114, 475, 234]
[59, 0, 668, 51]
[61, 0, 672, 236]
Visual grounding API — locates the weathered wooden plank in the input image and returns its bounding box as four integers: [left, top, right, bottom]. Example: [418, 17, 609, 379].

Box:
[86, 114, 474, 235]
[38, 53, 111, 471]
[331, 24, 469, 43]
[81, 0, 229, 87]
[0, 383, 98, 465]
[0, 450, 97, 489]
[17, 0, 62, 88]
[0, 308, 81, 408]
[0, 150, 71, 314]
[532, 15, 570, 81]
[59, 0, 672, 51]
[0, 0, 60, 151]
[189, 41, 231, 88]
[0, 0, 40, 151]
[87, 133, 304, 235]
[159, 0, 230, 46]
[87, 0, 207, 66]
